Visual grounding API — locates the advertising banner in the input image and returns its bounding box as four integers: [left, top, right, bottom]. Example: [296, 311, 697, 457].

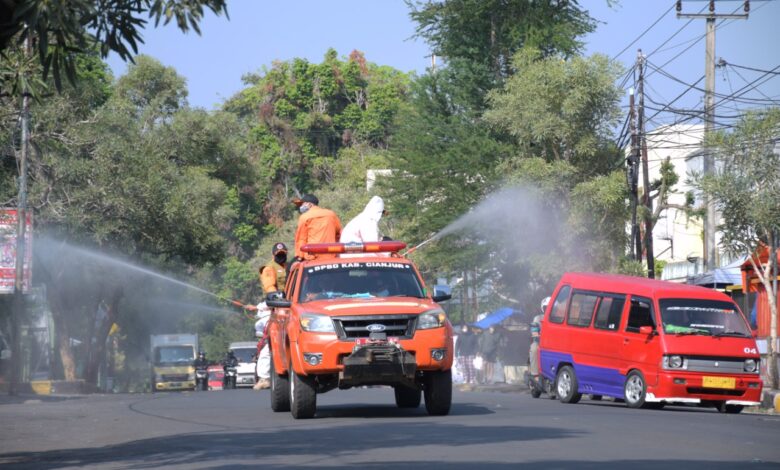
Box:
[0, 208, 32, 294]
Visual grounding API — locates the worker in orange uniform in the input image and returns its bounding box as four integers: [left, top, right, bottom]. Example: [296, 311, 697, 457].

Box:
[293, 194, 342, 261]
[259, 242, 288, 295]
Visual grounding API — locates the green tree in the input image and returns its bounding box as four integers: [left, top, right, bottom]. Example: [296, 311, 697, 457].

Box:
[408, 0, 596, 110]
[694, 109, 780, 389]
[0, 0, 228, 91]
[485, 48, 623, 174]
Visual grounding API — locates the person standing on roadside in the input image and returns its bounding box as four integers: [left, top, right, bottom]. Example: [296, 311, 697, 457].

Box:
[456, 325, 478, 384]
[478, 325, 500, 384]
[293, 194, 342, 261]
[529, 297, 550, 387]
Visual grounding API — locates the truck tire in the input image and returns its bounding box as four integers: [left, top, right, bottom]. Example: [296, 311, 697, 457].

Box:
[394, 385, 422, 408]
[424, 369, 452, 416]
[270, 356, 290, 412]
[289, 360, 317, 419]
[556, 365, 582, 404]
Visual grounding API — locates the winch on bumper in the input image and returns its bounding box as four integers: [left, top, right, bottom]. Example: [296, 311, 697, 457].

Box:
[339, 338, 417, 388]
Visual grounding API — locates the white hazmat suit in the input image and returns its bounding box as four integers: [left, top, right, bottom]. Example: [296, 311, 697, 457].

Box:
[254, 302, 272, 385]
[339, 196, 385, 257]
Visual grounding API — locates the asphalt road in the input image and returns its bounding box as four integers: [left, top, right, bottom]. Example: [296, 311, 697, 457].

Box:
[1, 386, 779, 469]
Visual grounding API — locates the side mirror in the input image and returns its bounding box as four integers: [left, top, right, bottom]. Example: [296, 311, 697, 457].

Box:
[266, 292, 292, 308]
[432, 285, 452, 302]
[639, 325, 656, 336]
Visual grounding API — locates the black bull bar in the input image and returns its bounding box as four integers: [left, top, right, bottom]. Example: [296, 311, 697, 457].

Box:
[339, 344, 417, 388]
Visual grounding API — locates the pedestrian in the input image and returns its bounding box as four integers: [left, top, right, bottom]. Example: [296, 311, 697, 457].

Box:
[293, 194, 342, 261]
[455, 325, 478, 384]
[498, 325, 530, 385]
[339, 195, 386, 257]
[478, 325, 500, 384]
[259, 242, 288, 295]
[529, 297, 550, 387]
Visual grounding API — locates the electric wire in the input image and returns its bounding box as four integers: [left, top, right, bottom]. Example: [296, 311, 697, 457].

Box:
[612, 2, 677, 61]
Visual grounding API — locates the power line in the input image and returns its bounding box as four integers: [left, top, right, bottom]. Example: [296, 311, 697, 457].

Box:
[612, 2, 677, 61]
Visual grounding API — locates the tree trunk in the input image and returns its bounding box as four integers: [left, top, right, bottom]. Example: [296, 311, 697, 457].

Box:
[768, 231, 778, 390]
[84, 286, 122, 388]
[48, 291, 77, 381]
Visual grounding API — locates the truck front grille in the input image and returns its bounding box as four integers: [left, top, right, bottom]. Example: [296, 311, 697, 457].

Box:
[332, 315, 416, 340]
[161, 374, 189, 382]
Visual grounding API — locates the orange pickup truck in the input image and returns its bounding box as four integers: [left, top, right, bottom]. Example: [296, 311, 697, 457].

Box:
[266, 241, 454, 419]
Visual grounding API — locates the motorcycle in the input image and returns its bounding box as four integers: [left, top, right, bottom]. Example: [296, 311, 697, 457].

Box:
[528, 373, 557, 400]
[195, 366, 208, 391]
[223, 365, 237, 389]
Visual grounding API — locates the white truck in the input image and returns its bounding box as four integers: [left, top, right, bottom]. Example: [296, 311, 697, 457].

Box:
[229, 341, 258, 387]
[150, 334, 198, 392]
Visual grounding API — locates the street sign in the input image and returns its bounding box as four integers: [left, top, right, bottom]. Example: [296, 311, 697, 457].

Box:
[0, 208, 32, 294]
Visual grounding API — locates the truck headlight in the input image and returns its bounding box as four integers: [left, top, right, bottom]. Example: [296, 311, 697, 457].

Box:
[744, 359, 758, 373]
[300, 313, 335, 333]
[418, 309, 446, 330]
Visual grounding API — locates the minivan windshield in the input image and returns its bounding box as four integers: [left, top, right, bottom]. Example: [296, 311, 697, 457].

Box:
[231, 348, 255, 363]
[659, 298, 751, 337]
[299, 261, 424, 302]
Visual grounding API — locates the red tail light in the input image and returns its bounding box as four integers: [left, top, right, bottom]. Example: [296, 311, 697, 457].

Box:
[301, 241, 407, 254]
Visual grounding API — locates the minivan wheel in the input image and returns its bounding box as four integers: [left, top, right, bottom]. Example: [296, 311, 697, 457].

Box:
[716, 402, 743, 414]
[556, 365, 582, 404]
[289, 360, 317, 419]
[624, 370, 647, 409]
[269, 356, 290, 412]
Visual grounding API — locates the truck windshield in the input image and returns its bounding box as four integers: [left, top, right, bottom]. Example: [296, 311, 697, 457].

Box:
[659, 299, 751, 337]
[231, 348, 255, 363]
[299, 261, 425, 302]
[155, 346, 194, 365]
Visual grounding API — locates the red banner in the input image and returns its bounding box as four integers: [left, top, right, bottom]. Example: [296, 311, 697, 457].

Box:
[0, 208, 32, 294]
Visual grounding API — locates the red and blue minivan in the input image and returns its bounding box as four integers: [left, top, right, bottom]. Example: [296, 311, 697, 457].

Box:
[540, 272, 763, 413]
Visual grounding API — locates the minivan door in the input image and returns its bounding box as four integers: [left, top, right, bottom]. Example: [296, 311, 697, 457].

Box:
[622, 296, 660, 383]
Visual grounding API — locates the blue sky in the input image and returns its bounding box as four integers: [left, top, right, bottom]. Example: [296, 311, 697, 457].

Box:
[106, 0, 780, 124]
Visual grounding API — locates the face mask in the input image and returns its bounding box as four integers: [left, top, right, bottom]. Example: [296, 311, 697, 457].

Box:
[274, 253, 287, 264]
[299, 204, 310, 214]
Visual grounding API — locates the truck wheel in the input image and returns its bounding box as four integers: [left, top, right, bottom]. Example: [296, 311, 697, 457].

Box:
[394, 385, 422, 408]
[269, 356, 290, 412]
[289, 360, 317, 419]
[556, 365, 582, 404]
[624, 370, 647, 409]
[716, 402, 743, 414]
[424, 369, 452, 416]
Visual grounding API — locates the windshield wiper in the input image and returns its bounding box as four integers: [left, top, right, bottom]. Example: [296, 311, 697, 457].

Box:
[672, 330, 711, 336]
[713, 330, 749, 338]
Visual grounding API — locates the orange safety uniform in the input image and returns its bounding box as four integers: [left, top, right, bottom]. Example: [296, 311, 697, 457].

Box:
[260, 260, 286, 294]
[294, 205, 342, 260]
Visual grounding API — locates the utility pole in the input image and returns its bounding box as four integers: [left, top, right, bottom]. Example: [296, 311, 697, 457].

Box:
[677, 0, 749, 271]
[637, 49, 655, 279]
[10, 34, 32, 396]
[627, 87, 641, 262]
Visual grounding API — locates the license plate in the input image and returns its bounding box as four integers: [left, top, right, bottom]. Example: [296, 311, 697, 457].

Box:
[702, 376, 735, 389]
[170, 382, 181, 388]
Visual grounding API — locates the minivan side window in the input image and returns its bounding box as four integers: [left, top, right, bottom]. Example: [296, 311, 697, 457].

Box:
[567, 293, 599, 327]
[626, 297, 655, 332]
[594, 296, 626, 331]
[549, 285, 571, 324]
